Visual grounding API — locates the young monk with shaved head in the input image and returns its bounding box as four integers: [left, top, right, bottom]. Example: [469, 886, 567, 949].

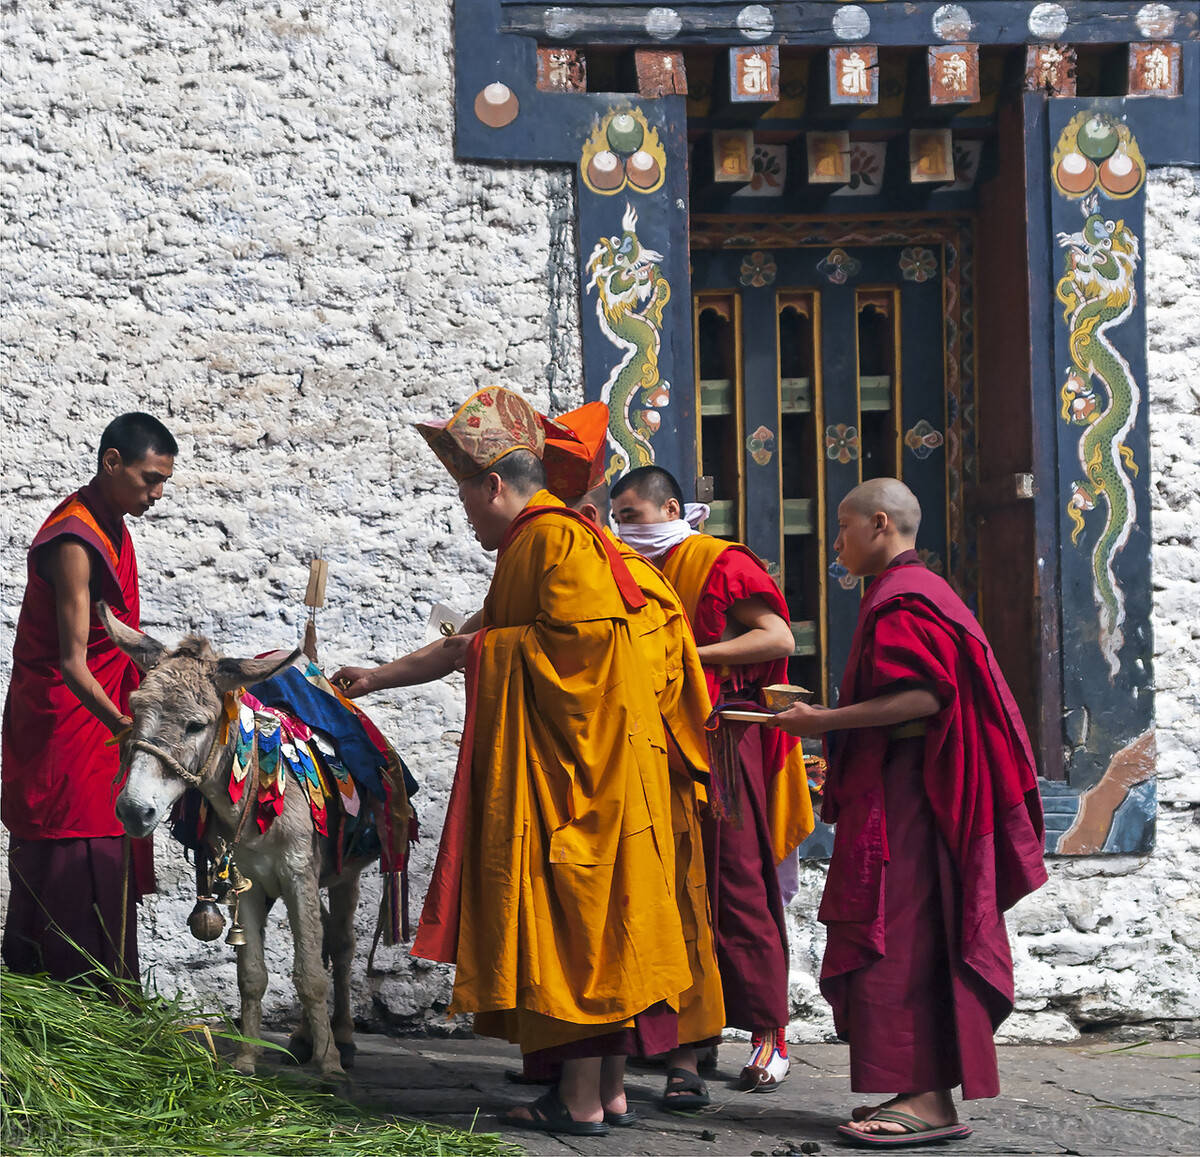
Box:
[769, 478, 1047, 1149]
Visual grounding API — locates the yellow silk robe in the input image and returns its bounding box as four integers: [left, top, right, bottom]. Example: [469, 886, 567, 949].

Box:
[607, 529, 726, 1046]
[431, 492, 690, 1053]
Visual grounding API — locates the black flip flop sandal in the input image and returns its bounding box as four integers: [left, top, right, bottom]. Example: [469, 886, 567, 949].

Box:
[604, 1108, 640, 1126]
[662, 1066, 711, 1111]
[504, 1087, 611, 1136]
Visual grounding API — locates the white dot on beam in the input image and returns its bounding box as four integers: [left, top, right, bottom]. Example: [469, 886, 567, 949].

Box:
[1136, 3, 1178, 38]
[645, 7, 682, 40]
[737, 4, 774, 40]
[832, 4, 871, 41]
[1028, 2, 1068, 39]
[544, 6, 574, 39]
[932, 4, 973, 40]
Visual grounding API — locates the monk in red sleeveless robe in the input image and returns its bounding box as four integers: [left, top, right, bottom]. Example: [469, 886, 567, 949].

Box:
[769, 478, 1047, 1149]
[611, 465, 815, 1096]
[3, 413, 176, 982]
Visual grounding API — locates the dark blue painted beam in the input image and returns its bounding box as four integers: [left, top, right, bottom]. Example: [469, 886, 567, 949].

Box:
[501, 2, 1199, 48]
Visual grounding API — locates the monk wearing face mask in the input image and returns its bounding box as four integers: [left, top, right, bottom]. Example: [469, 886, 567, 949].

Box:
[611, 465, 816, 1097]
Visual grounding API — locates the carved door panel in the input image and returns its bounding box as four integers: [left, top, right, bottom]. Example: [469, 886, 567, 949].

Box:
[691, 242, 957, 707]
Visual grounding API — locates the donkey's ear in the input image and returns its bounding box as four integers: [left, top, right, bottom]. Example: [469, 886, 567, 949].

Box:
[213, 647, 303, 694]
[98, 601, 167, 672]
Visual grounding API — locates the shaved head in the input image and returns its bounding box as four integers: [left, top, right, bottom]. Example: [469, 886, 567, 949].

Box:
[842, 478, 922, 537]
[569, 480, 611, 525]
[610, 466, 684, 509]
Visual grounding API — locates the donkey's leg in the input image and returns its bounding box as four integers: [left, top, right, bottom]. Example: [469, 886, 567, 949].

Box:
[232, 885, 270, 1075]
[279, 863, 342, 1079]
[326, 876, 360, 1068]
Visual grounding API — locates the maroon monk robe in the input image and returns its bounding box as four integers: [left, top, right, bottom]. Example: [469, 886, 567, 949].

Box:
[2, 482, 154, 981]
[661, 536, 798, 1032]
[819, 550, 1047, 1099]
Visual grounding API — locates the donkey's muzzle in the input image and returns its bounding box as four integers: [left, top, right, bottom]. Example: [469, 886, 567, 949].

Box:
[115, 797, 158, 838]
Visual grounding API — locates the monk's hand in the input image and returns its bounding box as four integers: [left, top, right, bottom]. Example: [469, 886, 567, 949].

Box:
[330, 666, 376, 698]
[442, 630, 479, 672]
[768, 701, 832, 737]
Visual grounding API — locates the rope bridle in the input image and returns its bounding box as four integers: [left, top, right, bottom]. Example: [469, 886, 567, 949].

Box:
[123, 732, 227, 789]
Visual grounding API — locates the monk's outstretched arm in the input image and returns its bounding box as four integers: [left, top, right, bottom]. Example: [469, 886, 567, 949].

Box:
[45, 539, 130, 736]
[768, 686, 941, 738]
[695, 595, 795, 668]
[332, 613, 485, 696]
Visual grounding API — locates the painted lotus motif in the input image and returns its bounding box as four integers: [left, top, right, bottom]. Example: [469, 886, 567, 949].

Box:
[918, 548, 944, 575]
[900, 247, 938, 282]
[746, 424, 776, 465]
[828, 559, 859, 591]
[817, 247, 861, 285]
[905, 419, 945, 459]
[825, 423, 860, 464]
[739, 250, 777, 287]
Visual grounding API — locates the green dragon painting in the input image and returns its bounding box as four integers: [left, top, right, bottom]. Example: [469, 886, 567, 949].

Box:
[1055, 189, 1141, 678]
[586, 203, 672, 479]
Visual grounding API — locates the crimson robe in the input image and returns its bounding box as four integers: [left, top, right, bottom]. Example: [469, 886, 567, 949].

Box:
[820, 550, 1047, 1098]
[2, 483, 153, 981]
[660, 535, 813, 1032]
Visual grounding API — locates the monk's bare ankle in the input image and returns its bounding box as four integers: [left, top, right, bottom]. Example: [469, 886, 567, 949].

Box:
[846, 1090, 958, 1134]
[599, 1055, 627, 1113]
[558, 1058, 605, 1123]
[667, 1046, 698, 1074]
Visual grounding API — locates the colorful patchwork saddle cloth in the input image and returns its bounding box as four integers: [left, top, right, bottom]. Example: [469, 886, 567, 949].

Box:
[172, 654, 416, 940]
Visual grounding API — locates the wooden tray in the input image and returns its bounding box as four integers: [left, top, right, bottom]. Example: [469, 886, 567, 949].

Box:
[719, 709, 776, 723]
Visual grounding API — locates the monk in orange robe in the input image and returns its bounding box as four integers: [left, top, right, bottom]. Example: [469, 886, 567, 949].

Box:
[611, 465, 816, 1093]
[332, 388, 689, 1135]
[769, 479, 1046, 1149]
[539, 405, 725, 1109]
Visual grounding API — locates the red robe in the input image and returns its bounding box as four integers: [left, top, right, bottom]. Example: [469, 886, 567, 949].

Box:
[820, 550, 1047, 1097]
[2, 483, 152, 980]
[660, 535, 810, 1032]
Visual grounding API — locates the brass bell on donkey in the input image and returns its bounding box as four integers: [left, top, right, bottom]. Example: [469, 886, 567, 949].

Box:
[187, 849, 225, 942]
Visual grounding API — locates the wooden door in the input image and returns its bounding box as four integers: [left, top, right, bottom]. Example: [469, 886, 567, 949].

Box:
[692, 233, 964, 705]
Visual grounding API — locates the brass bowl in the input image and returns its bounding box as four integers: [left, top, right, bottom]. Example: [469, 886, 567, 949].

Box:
[762, 684, 813, 712]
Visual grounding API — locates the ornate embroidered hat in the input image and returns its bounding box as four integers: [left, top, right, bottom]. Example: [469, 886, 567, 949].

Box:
[541, 402, 610, 501]
[415, 387, 546, 481]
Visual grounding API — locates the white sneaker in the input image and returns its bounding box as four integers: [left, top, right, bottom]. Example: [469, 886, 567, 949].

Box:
[738, 1030, 790, 1092]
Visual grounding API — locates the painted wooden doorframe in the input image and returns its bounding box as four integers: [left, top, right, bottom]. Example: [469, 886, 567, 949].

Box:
[450, 2, 1200, 855]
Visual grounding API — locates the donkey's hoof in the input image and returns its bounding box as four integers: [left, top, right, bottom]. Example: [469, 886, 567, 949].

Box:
[336, 1041, 357, 1070]
[286, 1036, 314, 1065]
[232, 1056, 257, 1076]
[319, 1069, 352, 1097]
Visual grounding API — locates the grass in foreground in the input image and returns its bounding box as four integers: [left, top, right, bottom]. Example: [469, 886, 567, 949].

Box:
[0, 967, 522, 1157]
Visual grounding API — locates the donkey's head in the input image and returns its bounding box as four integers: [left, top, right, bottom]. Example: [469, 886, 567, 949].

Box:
[99, 603, 299, 837]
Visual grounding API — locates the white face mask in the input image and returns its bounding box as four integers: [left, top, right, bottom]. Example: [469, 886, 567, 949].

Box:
[615, 503, 710, 560]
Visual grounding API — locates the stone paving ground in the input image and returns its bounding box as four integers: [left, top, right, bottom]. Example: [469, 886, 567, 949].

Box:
[259, 1031, 1200, 1156]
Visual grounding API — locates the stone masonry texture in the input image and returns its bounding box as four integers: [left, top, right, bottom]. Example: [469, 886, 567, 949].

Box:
[1, 4, 1197, 1042]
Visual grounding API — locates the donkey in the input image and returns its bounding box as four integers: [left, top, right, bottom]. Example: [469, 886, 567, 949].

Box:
[101, 603, 375, 1081]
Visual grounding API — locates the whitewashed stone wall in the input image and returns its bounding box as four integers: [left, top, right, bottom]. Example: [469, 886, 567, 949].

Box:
[2, 4, 1197, 1042]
